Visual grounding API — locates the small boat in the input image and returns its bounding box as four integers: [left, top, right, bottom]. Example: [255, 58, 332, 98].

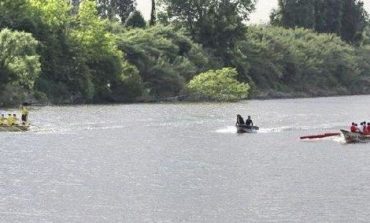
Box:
[236, 124, 259, 133]
[0, 124, 30, 132]
[340, 129, 370, 144]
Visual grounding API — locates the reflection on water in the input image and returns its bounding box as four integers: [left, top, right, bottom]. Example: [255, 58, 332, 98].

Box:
[1, 95, 370, 222]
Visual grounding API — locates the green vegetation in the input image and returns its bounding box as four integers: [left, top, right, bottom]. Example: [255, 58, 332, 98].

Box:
[187, 68, 250, 101]
[235, 26, 362, 97]
[0, 0, 370, 106]
[0, 29, 40, 106]
[271, 0, 368, 43]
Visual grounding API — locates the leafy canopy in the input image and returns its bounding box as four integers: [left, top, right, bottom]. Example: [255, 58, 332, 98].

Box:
[187, 67, 250, 101]
[0, 28, 40, 90]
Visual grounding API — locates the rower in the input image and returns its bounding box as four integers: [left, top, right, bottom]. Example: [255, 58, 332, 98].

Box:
[360, 122, 367, 134]
[236, 114, 245, 125]
[0, 114, 6, 126]
[362, 122, 368, 135]
[20, 105, 29, 124]
[7, 114, 13, 126]
[355, 123, 361, 133]
[13, 114, 19, 125]
[350, 122, 357, 133]
[245, 116, 254, 127]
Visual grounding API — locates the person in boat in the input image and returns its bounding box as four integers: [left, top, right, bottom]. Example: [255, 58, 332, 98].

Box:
[236, 114, 245, 125]
[13, 114, 19, 125]
[359, 122, 367, 134]
[351, 123, 361, 133]
[7, 114, 14, 126]
[245, 116, 254, 127]
[363, 123, 369, 135]
[0, 114, 6, 126]
[361, 122, 367, 135]
[367, 123, 370, 134]
[20, 105, 29, 124]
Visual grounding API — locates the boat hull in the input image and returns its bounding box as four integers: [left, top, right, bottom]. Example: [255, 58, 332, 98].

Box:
[0, 125, 30, 132]
[340, 130, 370, 144]
[236, 124, 259, 133]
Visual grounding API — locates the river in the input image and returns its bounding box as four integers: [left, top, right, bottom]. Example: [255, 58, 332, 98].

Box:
[1, 95, 370, 222]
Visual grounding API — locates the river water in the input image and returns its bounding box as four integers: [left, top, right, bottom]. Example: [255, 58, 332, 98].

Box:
[1, 95, 370, 222]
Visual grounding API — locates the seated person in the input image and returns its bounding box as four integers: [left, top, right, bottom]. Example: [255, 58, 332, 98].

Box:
[236, 114, 244, 125]
[12, 114, 19, 125]
[350, 122, 357, 133]
[0, 114, 6, 126]
[355, 123, 361, 133]
[7, 114, 13, 126]
[245, 116, 254, 127]
[367, 123, 370, 134]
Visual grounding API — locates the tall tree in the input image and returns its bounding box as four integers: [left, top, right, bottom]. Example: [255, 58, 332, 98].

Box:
[271, 0, 368, 43]
[96, 0, 136, 23]
[149, 0, 156, 26]
[160, 0, 256, 62]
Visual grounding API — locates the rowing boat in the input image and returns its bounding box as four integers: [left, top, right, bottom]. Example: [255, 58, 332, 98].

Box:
[340, 129, 370, 144]
[236, 124, 259, 133]
[0, 125, 30, 132]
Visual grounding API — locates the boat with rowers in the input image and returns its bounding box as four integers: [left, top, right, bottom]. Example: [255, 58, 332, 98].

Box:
[236, 124, 259, 133]
[0, 103, 30, 132]
[340, 129, 370, 144]
[0, 124, 30, 132]
[236, 114, 259, 133]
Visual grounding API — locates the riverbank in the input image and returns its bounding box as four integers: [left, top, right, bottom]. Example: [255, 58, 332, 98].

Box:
[3, 91, 369, 109]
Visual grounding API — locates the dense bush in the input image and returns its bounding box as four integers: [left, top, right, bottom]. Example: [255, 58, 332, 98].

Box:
[0, 29, 40, 106]
[187, 68, 250, 101]
[233, 26, 361, 97]
[117, 25, 210, 98]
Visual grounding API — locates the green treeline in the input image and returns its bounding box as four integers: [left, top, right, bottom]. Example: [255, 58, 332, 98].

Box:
[0, 0, 370, 106]
[271, 0, 368, 43]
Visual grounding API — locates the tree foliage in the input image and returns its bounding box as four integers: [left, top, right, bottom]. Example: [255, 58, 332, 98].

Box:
[0, 28, 40, 89]
[96, 0, 136, 23]
[187, 68, 250, 101]
[234, 26, 360, 97]
[117, 25, 209, 98]
[125, 10, 146, 28]
[271, 0, 368, 43]
[160, 0, 256, 61]
[0, 29, 41, 106]
[0, 0, 370, 106]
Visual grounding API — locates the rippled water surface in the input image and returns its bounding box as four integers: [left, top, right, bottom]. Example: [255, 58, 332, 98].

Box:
[1, 95, 370, 222]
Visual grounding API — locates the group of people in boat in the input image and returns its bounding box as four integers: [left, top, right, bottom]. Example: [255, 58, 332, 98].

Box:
[350, 122, 370, 135]
[236, 114, 254, 127]
[0, 105, 29, 127]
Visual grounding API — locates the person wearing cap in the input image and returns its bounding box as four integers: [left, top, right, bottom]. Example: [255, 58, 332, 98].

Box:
[350, 122, 357, 133]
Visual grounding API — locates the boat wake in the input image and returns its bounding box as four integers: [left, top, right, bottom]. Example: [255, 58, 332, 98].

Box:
[30, 123, 128, 135]
[216, 126, 237, 134]
[216, 124, 346, 134]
